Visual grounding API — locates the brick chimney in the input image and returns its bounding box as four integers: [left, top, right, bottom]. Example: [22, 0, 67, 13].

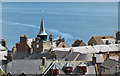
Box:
[92, 53, 96, 65]
[12, 46, 16, 53]
[59, 36, 62, 42]
[49, 33, 52, 41]
[1, 39, 7, 48]
[42, 57, 46, 66]
[20, 35, 28, 44]
[106, 51, 109, 59]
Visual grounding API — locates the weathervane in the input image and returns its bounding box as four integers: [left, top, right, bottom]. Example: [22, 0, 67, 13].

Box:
[41, 10, 44, 18]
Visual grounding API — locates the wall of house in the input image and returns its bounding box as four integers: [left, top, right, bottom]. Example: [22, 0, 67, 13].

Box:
[57, 42, 69, 48]
[102, 51, 119, 60]
[32, 38, 43, 52]
[43, 41, 51, 51]
[16, 36, 29, 52]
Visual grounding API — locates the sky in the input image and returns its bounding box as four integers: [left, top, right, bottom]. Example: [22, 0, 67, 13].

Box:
[1, 0, 120, 2]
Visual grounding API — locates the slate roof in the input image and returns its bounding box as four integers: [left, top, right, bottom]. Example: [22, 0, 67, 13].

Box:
[6, 60, 52, 74]
[76, 54, 104, 63]
[73, 45, 99, 54]
[101, 58, 117, 69]
[72, 44, 119, 53]
[72, 39, 86, 47]
[102, 36, 115, 39]
[44, 61, 96, 75]
[92, 36, 102, 43]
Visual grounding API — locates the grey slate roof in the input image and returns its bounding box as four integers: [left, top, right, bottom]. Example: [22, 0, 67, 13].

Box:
[13, 51, 104, 63]
[76, 54, 104, 63]
[6, 60, 52, 74]
[101, 58, 117, 69]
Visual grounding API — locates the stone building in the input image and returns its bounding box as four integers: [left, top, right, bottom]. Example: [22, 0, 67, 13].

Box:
[16, 17, 69, 53]
[88, 36, 115, 45]
[16, 17, 51, 53]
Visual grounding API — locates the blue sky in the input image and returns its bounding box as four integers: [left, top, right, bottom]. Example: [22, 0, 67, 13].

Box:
[1, 0, 120, 2]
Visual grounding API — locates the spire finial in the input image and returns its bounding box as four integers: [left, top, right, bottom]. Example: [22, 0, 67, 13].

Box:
[41, 10, 44, 18]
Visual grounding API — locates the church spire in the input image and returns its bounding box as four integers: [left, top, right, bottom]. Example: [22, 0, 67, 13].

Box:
[37, 11, 47, 41]
[38, 17, 47, 36]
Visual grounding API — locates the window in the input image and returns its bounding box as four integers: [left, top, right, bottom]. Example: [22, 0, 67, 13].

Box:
[7, 73, 13, 76]
[37, 44, 39, 48]
[115, 52, 118, 56]
[65, 67, 73, 74]
[50, 69, 59, 75]
[105, 40, 109, 45]
[79, 66, 87, 73]
[20, 73, 26, 76]
[62, 45, 65, 48]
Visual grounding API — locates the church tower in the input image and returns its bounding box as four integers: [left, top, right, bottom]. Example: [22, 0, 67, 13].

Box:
[37, 17, 47, 41]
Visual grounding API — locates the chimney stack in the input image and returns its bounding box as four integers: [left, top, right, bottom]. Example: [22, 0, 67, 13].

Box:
[42, 57, 46, 66]
[106, 51, 109, 59]
[1, 39, 7, 48]
[20, 35, 28, 44]
[49, 33, 52, 41]
[69, 48, 73, 53]
[92, 53, 96, 65]
[59, 36, 62, 42]
[12, 46, 16, 53]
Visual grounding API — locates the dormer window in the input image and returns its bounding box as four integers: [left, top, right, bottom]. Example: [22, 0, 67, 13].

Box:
[79, 62, 87, 74]
[79, 66, 87, 73]
[62, 45, 65, 48]
[65, 63, 73, 74]
[50, 65, 59, 75]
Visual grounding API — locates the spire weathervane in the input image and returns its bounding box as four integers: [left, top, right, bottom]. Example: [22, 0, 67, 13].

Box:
[42, 10, 44, 18]
[37, 10, 47, 41]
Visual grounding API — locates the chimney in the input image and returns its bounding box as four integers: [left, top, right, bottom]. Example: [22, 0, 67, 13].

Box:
[42, 57, 46, 66]
[7, 54, 13, 62]
[106, 51, 109, 59]
[69, 48, 73, 53]
[20, 35, 28, 44]
[59, 36, 62, 42]
[62, 38, 65, 42]
[92, 53, 96, 65]
[12, 46, 16, 53]
[1, 39, 7, 48]
[49, 33, 52, 41]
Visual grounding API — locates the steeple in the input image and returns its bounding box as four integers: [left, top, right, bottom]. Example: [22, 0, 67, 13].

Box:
[37, 16, 47, 41]
[38, 17, 47, 36]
